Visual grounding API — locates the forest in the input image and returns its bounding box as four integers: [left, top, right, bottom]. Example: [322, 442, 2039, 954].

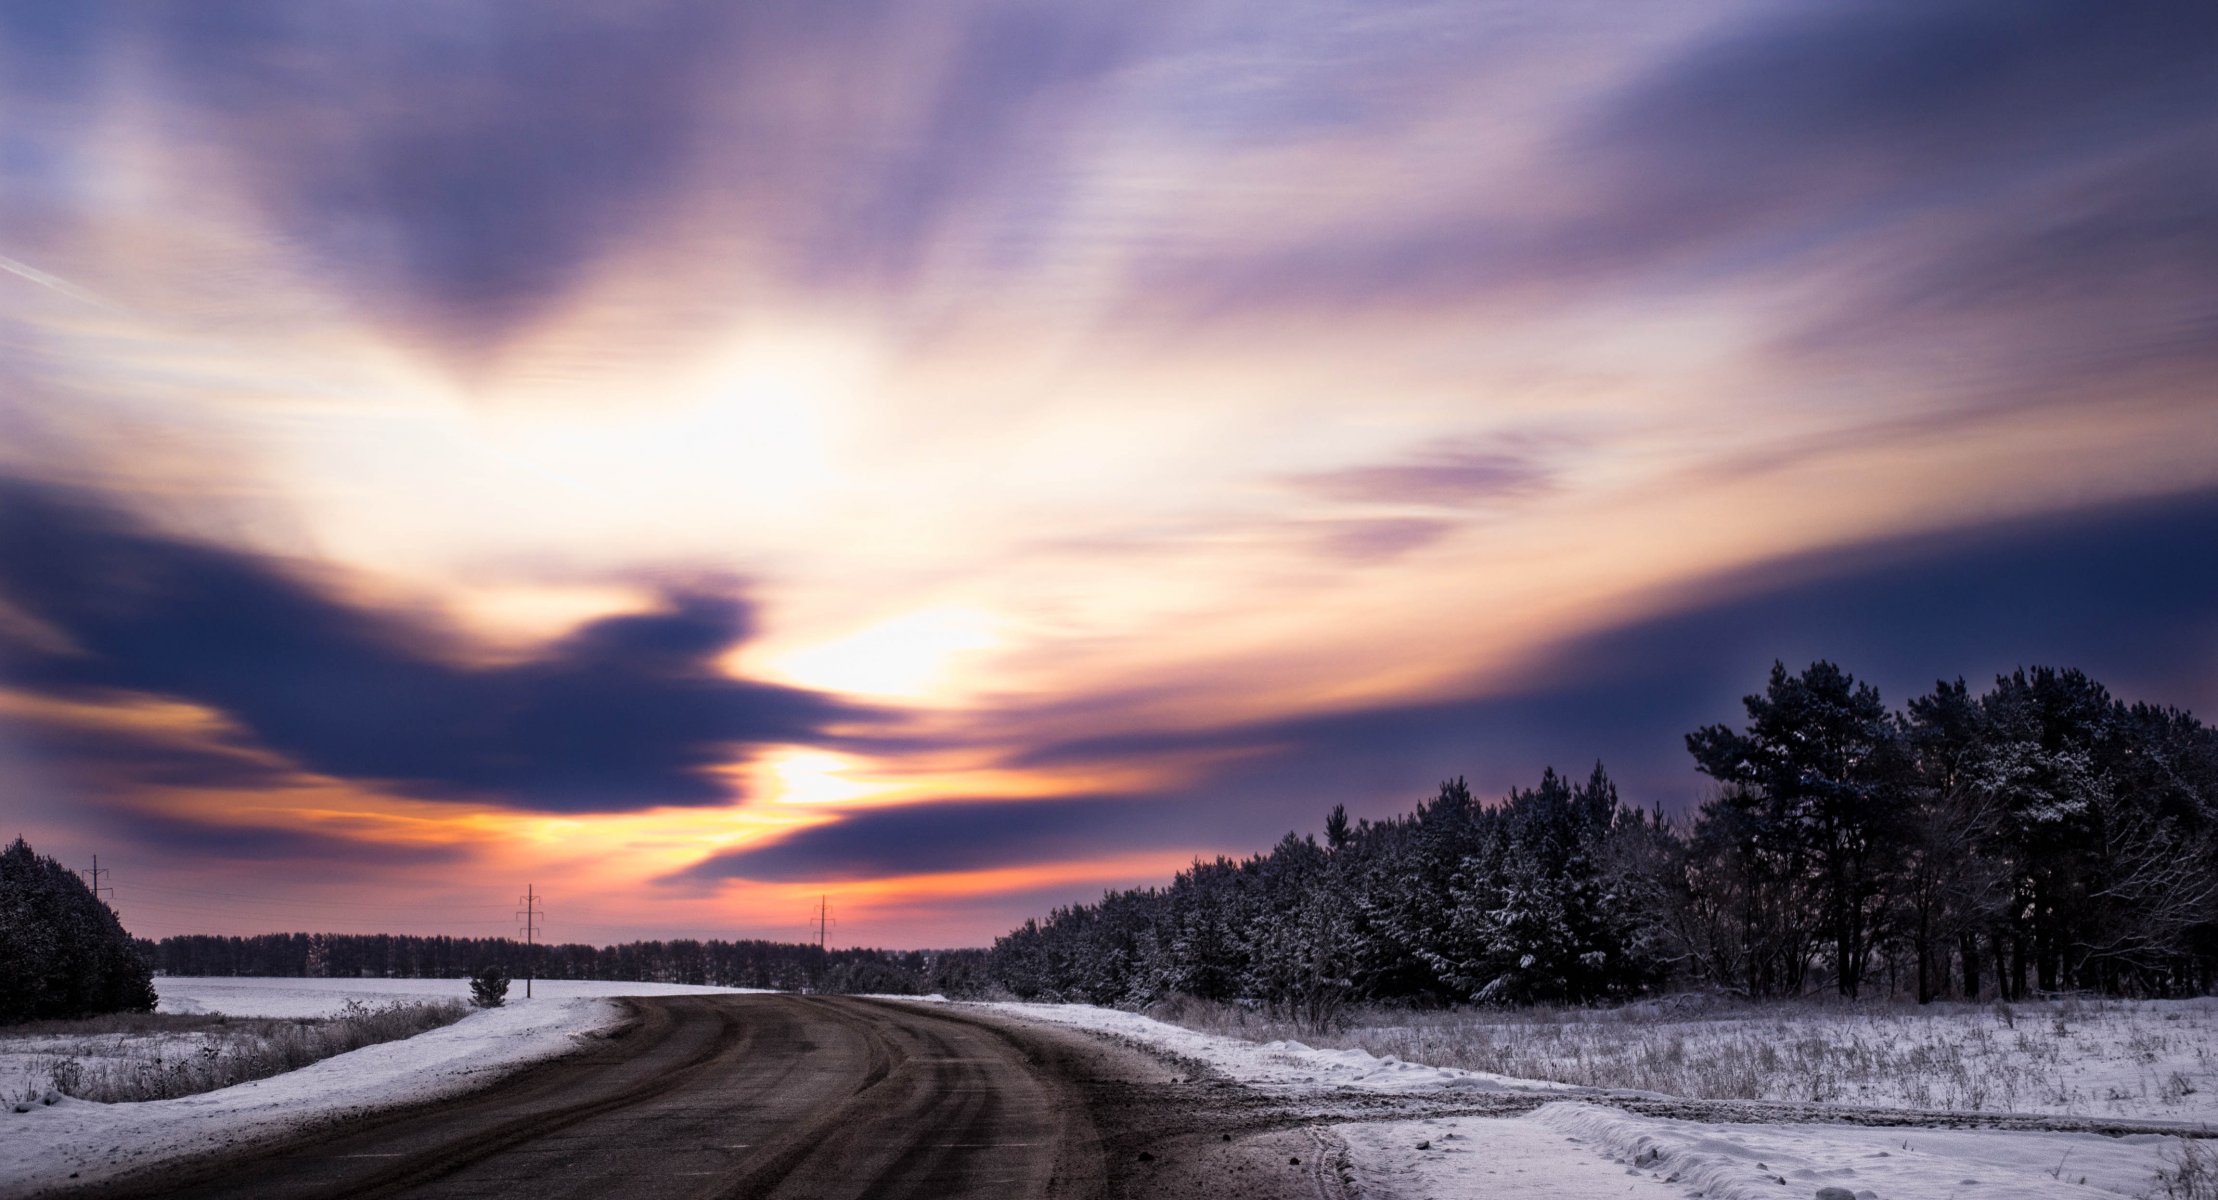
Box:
[143, 932, 986, 996]
[987, 663, 2218, 1020]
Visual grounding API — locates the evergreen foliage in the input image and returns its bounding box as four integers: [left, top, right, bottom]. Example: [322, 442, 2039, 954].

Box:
[469, 963, 509, 1008]
[0, 837, 157, 1023]
[990, 663, 2218, 1013]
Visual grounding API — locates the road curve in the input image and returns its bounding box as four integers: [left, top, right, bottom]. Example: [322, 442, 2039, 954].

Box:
[66, 995, 1337, 1200]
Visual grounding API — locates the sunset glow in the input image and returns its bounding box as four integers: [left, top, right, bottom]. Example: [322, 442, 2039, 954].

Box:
[1, 2, 2212, 948]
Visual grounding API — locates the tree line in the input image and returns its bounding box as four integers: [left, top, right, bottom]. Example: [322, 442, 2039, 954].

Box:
[145, 932, 989, 996]
[989, 663, 2218, 1017]
[1, 837, 157, 1022]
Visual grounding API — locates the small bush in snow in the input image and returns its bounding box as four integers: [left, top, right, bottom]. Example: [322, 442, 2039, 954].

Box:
[470, 965, 510, 1009]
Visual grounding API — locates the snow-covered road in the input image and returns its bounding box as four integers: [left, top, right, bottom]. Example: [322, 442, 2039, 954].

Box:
[1, 978, 759, 1197]
[6, 980, 2210, 1200]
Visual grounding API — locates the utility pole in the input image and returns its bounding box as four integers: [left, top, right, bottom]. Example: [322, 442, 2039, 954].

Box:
[516, 885, 542, 1000]
[83, 855, 112, 904]
[799, 897, 836, 993]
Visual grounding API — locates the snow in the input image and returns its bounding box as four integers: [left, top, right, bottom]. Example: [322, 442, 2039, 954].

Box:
[974, 1000, 1575, 1095]
[1309, 995, 2218, 1123]
[153, 974, 756, 1018]
[967, 999, 2212, 1200]
[9, 982, 2210, 1199]
[1533, 1101, 2182, 1200]
[1340, 1115, 1687, 1199]
[1, 976, 760, 1198]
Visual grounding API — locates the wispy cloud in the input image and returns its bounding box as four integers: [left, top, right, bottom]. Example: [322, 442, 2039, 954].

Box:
[0, 253, 115, 310]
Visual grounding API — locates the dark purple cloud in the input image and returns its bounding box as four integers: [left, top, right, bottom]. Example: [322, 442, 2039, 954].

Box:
[668, 795, 1161, 884]
[0, 1, 1176, 358]
[103, 809, 468, 866]
[1030, 487, 2218, 803]
[0, 480, 862, 812]
[696, 487, 2218, 881]
[144, 1, 752, 357]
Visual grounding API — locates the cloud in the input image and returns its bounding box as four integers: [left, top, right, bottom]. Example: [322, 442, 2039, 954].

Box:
[667, 795, 1154, 883]
[132, 1, 755, 359]
[1156, 0, 2217, 331]
[1015, 486, 2218, 827]
[0, 479, 860, 812]
[1310, 518, 1455, 563]
[1773, 148, 2218, 392]
[1588, 1, 2215, 200]
[101, 808, 467, 865]
[1292, 445, 1553, 507]
[701, 487, 2213, 888]
[0, 1, 1179, 362]
[797, 3, 1158, 289]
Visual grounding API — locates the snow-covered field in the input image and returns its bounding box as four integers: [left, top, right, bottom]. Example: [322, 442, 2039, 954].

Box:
[970, 999, 2218, 1200]
[152, 974, 753, 1018]
[0, 977, 758, 1197]
[1158, 994, 2218, 1123]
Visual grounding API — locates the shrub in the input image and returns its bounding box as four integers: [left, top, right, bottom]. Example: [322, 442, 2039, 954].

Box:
[470, 964, 510, 1008]
[0, 838, 156, 1023]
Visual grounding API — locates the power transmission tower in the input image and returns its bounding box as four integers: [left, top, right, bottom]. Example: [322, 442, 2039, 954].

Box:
[82, 855, 113, 903]
[803, 895, 837, 995]
[516, 885, 543, 1000]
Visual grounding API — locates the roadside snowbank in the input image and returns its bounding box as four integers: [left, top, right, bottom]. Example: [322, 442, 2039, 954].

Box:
[1534, 1100, 2183, 1200]
[975, 1000, 1574, 1095]
[1340, 1115, 1687, 1200]
[975, 1000, 2206, 1200]
[1303, 995, 2218, 1123]
[2, 978, 757, 1197]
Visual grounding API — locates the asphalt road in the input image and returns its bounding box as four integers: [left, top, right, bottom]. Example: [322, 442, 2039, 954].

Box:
[70, 995, 1344, 1200]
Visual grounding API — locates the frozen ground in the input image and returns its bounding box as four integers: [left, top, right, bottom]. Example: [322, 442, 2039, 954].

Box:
[151, 974, 755, 1018]
[979, 999, 1579, 1095]
[0, 976, 758, 1197]
[1156, 994, 2218, 1123]
[969, 999, 2216, 1200]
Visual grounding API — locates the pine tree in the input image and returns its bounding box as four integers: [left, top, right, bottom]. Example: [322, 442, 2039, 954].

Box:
[0, 838, 157, 1022]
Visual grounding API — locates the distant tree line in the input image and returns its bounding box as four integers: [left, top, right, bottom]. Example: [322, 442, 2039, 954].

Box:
[143, 931, 988, 996]
[990, 664, 2218, 1016]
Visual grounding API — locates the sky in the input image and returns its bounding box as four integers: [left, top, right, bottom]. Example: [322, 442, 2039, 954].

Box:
[0, 0, 2213, 948]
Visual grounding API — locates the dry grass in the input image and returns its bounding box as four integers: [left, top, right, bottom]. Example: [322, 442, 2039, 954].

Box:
[2150, 1140, 2218, 1200]
[1145, 992, 2218, 1118]
[5, 999, 467, 1104]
